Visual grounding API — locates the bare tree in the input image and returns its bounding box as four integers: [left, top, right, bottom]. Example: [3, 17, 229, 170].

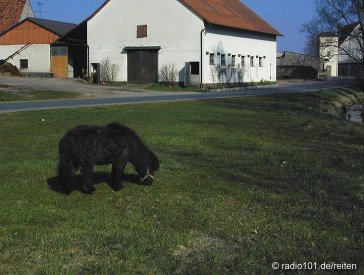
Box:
[237, 64, 246, 83]
[110, 63, 120, 82]
[225, 65, 237, 84]
[302, 0, 364, 64]
[100, 57, 111, 83]
[210, 64, 219, 84]
[100, 57, 120, 83]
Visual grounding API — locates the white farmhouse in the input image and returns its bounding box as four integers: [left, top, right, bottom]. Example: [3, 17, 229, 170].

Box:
[338, 23, 363, 76]
[86, 0, 280, 86]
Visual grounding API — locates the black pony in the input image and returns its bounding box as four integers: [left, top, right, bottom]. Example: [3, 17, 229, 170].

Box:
[58, 123, 160, 194]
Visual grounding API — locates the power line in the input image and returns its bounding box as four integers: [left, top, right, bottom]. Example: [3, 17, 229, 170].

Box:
[35, 1, 45, 18]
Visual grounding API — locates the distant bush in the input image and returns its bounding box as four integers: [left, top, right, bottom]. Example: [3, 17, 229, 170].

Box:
[0, 62, 21, 76]
[277, 65, 317, 80]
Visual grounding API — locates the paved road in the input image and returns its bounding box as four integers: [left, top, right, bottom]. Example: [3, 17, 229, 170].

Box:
[0, 77, 355, 113]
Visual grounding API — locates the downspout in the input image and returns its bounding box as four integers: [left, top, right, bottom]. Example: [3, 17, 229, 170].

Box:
[200, 29, 206, 89]
[87, 45, 90, 80]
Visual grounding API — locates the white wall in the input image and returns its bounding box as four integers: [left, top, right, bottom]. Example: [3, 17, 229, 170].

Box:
[0, 44, 51, 73]
[203, 27, 277, 83]
[88, 0, 204, 82]
[20, 0, 35, 21]
[88, 0, 278, 84]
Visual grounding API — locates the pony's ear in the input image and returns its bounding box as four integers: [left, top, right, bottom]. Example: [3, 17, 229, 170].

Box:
[152, 155, 160, 171]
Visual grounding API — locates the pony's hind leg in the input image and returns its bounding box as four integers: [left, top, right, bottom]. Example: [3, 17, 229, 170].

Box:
[63, 168, 74, 195]
[58, 156, 74, 195]
[80, 163, 96, 194]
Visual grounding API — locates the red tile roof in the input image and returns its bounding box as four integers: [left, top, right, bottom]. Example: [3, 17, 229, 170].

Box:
[181, 0, 281, 35]
[0, 0, 27, 33]
[88, 0, 280, 36]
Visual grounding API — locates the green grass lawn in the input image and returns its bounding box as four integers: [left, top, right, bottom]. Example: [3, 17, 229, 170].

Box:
[0, 90, 81, 102]
[0, 89, 363, 274]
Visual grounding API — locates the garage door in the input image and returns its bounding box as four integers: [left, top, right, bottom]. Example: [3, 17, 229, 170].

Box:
[127, 49, 158, 83]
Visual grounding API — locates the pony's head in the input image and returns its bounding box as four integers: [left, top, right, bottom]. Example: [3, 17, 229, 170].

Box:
[139, 154, 160, 185]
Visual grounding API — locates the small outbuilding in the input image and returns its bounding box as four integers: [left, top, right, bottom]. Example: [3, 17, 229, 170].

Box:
[0, 17, 76, 76]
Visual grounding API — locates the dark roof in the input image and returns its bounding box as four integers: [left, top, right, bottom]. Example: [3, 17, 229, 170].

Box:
[339, 22, 358, 45]
[88, 0, 280, 36]
[51, 21, 88, 46]
[124, 46, 161, 51]
[319, 22, 360, 45]
[319, 32, 337, 38]
[0, 17, 76, 37]
[181, 0, 281, 35]
[27, 18, 77, 36]
[0, 0, 27, 33]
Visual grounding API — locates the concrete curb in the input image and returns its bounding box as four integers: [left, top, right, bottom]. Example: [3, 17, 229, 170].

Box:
[208, 84, 280, 93]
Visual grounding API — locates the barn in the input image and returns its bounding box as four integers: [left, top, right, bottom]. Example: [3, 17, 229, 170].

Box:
[84, 0, 280, 86]
[0, 17, 76, 76]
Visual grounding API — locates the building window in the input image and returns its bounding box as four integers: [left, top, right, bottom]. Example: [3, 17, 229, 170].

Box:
[51, 46, 68, 56]
[20, 59, 28, 69]
[232, 55, 236, 66]
[209, 53, 215, 65]
[259, 57, 263, 67]
[241, 56, 245, 67]
[250, 56, 254, 67]
[137, 25, 147, 38]
[221, 54, 226, 66]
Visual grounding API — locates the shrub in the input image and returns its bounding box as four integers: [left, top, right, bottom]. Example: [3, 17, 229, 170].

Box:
[100, 57, 119, 83]
[277, 65, 317, 79]
[159, 63, 178, 85]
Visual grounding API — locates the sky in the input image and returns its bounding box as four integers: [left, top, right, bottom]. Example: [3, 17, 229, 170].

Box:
[29, 0, 317, 54]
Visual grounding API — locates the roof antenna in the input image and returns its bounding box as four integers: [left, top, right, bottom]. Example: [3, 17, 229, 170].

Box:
[36, 2, 45, 18]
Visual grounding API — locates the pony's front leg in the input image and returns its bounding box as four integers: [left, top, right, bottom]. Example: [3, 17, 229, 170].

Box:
[111, 160, 127, 191]
[81, 163, 96, 194]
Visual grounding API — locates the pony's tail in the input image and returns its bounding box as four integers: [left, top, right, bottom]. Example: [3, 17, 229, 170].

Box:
[58, 137, 74, 194]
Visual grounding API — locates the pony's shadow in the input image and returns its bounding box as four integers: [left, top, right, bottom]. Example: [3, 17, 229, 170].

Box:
[47, 172, 140, 195]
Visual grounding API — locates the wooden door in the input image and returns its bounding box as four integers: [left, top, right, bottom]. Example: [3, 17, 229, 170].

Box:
[127, 50, 158, 83]
[51, 56, 68, 78]
[51, 46, 68, 78]
[128, 50, 141, 83]
[326, 66, 332, 77]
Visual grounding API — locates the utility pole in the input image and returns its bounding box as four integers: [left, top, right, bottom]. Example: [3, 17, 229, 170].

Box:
[36, 2, 44, 18]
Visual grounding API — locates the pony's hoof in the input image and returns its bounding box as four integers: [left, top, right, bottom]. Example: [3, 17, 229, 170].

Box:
[83, 186, 96, 194]
[62, 184, 72, 195]
[112, 184, 123, 191]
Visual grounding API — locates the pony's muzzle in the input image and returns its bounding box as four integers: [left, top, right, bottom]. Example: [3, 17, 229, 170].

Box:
[140, 174, 154, 185]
